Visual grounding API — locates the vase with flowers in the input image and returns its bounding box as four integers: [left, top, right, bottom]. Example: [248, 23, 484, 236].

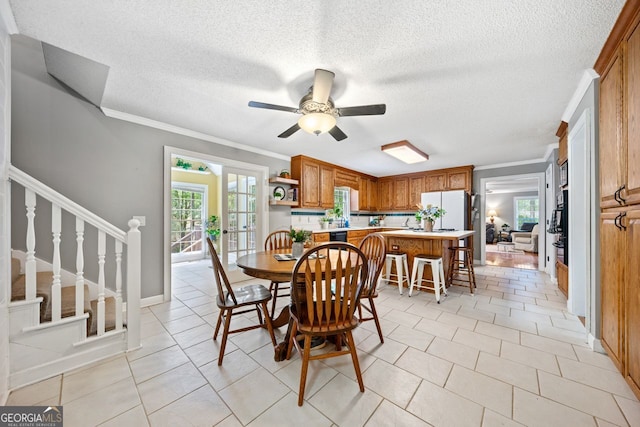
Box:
[289, 227, 311, 257]
[416, 203, 446, 232]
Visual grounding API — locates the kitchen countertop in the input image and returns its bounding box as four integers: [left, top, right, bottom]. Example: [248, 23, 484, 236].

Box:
[311, 226, 405, 234]
[378, 229, 475, 239]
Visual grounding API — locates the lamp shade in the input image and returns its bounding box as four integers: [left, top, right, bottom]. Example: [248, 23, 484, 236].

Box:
[298, 113, 337, 135]
[487, 209, 497, 217]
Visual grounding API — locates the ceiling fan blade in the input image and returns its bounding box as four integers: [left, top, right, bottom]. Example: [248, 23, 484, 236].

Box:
[248, 101, 299, 114]
[277, 123, 301, 138]
[328, 126, 347, 141]
[336, 104, 386, 117]
[311, 69, 335, 104]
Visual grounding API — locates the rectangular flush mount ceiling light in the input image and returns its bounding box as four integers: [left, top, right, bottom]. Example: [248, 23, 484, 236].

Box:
[381, 140, 429, 164]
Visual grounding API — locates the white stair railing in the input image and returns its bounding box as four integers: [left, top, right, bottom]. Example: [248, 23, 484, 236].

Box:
[8, 165, 141, 349]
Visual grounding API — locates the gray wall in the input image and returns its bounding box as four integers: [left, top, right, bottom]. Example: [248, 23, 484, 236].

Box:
[10, 36, 291, 298]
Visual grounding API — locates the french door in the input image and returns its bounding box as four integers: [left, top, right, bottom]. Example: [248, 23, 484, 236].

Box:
[221, 166, 263, 281]
[170, 183, 207, 262]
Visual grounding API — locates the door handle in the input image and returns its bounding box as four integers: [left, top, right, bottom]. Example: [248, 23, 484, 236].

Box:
[222, 230, 228, 234]
[620, 212, 627, 231]
[614, 213, 622, 230]
[614, 188, 620, 204]
[619, 185, 627, 204]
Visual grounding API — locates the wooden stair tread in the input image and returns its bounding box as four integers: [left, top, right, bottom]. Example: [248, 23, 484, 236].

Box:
[89, 297, 117, 336]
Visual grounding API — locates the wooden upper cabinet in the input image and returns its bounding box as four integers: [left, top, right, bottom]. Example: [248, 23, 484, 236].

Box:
[334, 169, 359, 190]
[557, 121, 568, 165]
[626, 20, 640, 206]
[291, 155, 335, 209]
[393, 177, 409, 210]
[368, 178, 378, 211]
[426, 173, 446, 192]
[320, 165, 335, 208]
[377, 178, 393, 210]
[600, 51, 625, 209]
[447, 170, 469, 191]
[409, 176, 423, 210]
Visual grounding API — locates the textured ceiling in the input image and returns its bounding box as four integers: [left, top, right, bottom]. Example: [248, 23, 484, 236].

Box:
[7, 1, 625, 176]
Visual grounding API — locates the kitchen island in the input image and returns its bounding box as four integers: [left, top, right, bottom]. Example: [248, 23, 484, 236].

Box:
[378, 229, 475, 291]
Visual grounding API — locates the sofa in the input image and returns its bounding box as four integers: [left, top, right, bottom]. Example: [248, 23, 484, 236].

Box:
[511, 223, 539, 252]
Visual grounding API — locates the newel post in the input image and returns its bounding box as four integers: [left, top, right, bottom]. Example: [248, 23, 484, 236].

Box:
[126, 218, 141, 350]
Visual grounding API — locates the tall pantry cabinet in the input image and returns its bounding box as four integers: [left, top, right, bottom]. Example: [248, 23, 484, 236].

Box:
[597, 2, 640, 398]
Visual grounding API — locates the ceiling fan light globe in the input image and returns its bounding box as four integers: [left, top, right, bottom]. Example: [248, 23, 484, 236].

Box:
[298, 113, 336, 135]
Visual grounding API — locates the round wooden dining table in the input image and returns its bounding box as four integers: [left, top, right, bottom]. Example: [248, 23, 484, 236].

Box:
[236, 246, 360, 361]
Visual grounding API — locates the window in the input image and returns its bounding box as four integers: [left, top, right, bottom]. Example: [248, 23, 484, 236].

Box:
[513, 196, 539, 229]
[334, 188, 351, 219]
[171, 183, 207, 261]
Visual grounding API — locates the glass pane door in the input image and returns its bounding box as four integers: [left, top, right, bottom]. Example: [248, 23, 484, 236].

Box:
[222, 167, 261, 280]
[171, 184, 206, 262]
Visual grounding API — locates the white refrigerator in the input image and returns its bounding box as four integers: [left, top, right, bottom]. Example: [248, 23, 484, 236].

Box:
[420, 190, 467, 231]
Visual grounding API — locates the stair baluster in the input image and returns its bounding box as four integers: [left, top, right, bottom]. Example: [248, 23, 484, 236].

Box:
[24, 189, 36, 301]
[97, 231, 106, 335]
[51, 205, 62, 322]
[115, 240, 123, 330]
[75, 218, 85, 317]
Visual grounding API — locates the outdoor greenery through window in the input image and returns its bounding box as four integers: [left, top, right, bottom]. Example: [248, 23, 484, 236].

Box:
[513, 196, 539, 229]
[171, 186, 205, 255]
[334, 188, 350, 221]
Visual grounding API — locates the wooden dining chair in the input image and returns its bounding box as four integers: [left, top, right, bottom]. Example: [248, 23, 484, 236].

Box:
[264, 230, 293, 318]
[286, 242, 368, 406]
[207, 237, 277, 365]
[358, 233, 387, 343]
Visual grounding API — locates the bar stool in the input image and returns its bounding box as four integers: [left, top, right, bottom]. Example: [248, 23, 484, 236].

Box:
[385, 251, 410, 295]
[447, 246, 476, 295]
[409, 254, 447, 303]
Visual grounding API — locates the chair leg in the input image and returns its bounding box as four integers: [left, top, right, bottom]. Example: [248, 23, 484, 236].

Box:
[395, 257, 404, 295]
[431, 262, 441, 303]
[346, 330, 364, 392]
[286, 320, 298, 360]
[368, 297, 384, 343]
[217, 309, 232, 366]
[213, 309, 223, 340]
[270, 282, 278, 318]
[409, 258, 419, 297]
[439, 259, 448, 296]
[260, 302, 277, 346]
[298, 335, 312, 406]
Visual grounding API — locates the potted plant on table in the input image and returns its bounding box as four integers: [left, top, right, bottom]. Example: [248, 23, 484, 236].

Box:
[416, 203, 446, 231]
[289, 227, 312, 258]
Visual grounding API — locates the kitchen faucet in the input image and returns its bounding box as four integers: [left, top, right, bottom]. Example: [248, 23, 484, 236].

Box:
[403, 217, 410, 227]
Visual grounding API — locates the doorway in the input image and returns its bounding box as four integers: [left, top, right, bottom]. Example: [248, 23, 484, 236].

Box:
[479, 173, 546, 272]
[163, 147, 269, 301]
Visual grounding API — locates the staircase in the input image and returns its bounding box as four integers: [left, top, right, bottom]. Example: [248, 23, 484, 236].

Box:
[7, 165, 142, 389]
[11, 257, 117, 336]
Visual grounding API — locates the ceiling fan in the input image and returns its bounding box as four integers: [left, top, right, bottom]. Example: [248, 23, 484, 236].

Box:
[248, 69, 386, 141]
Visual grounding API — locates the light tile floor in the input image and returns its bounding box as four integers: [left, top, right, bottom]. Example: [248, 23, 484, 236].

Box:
[8, 260, 640, 426]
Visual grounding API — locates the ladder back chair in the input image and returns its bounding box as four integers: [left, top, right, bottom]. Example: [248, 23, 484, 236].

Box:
[358, 232, 387, 342]
[285, 242, 369, 406]
[264, 230, 294, 318]
[207, 237, 277, 365]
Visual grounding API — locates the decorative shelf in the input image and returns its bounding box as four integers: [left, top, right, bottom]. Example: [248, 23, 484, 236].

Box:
[270, 200, 298, 206]
[269, 176, 298, 185]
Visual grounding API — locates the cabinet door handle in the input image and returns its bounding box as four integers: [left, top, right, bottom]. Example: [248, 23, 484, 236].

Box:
[614, 188, 620, 204]
[619, 185, 627, 204]
[614, 213, 622, 230]
[620, 212, 627, 231]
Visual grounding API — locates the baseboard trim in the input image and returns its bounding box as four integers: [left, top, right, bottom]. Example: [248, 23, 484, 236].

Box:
[141, 295, 164, 307]
[588, 334, 606, 354]
[9, 334, 126, 390]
